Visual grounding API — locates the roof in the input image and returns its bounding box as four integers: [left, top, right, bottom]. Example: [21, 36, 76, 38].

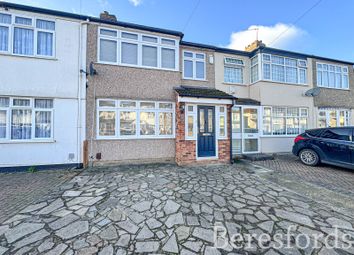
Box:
[180, 41, 250, 57]
[175, 86, 235, 100]
[235, 98, 261, 106]
[0, 2, 184, 38]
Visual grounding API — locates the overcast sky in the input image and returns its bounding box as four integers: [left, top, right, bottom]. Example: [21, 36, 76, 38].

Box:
[7, 0, 354, 62]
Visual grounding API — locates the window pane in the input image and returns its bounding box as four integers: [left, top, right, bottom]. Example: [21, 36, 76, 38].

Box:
[100, 29, 117, 37]
[299, 118, 308, 133]
[329, 71, 335, 88]
[159, 112, 172, 135]
[335, 73, 341, 88]
[271, 65, 285, 82]
[99, 100, 115, 107]
[244, 139, 258, 152]
[0, 13, 11, 24]
[272, 117, 286, 135]
[196, 61, 205, 79]
[99, 39, 117, 63]
[263, 63, 270, 80]
[184, 51, 193, 58]
[142, 35, 157, 43]
[232, 108, 241, 133]
[184, 60, 193, 78]
[272, 55, 284, 65]
[140, 102, 155, 109]
[262, 54, 271, 62]
[140, 112, 155, 135]
[161, 48, 175, 69]
[120, 111, 136, 136]
[285, 58, 297, 66]
[285, 66, 297, 83]
[187, 115, 194, 137]
[0, 26, 9, 51]
[199, 109, 204, 132]
[36, 19, 55, 30]
[161, 38, 175, 45]
[317, 71, 322, 86]
[219, 115, 225, 136]
[13, 99, 30, 106]
[251, 65, 258, 83]
[99, 111, 116, 136]
[286, 117, 299, 135]
[120, 101, 136, 108]
[196, 53, 204, 59]
[0, 110, 6, 138]
[343, 75, 349, 89]
[121, 32, 137, 40]
[35, 111, 51, 138]
[224, 66, 242, 83]
[13, 27, 34, 55]
[299, 69, 306, 84]
[159, 103, 172, 109]
[0, 97, 9, 107]
[142, 45, 157, 67]
[243, 109, 258, 133]
[11, 109, 32, 139]
[318, 111, 327, 128]
[273, 107, 286, 117]
[121, 42, 137, 65]
[287, 107, 299, 117]
[35, 99, 53, 108]
[37, 31, 53, 56]
[339, 111, 346, 127]
[208, 109, 213, 132]
[329, 110, 337, 127]
[263, 117, 271, 135]
[15, 17, 32, 25]
[188, 106, 194, 112]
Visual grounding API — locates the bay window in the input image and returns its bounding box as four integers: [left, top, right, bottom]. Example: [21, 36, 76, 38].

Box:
[183, 51, 206, 80]
[318, 108, 351, 127]
[0, 13, 55, 57]
[0, 97, 53, 141]
[262, 106, 308, 136]
[250, 55, 259, 83]
[98, 27, 178, 71]
[97, 99, 175, 139]
[316, 63, 349, 89]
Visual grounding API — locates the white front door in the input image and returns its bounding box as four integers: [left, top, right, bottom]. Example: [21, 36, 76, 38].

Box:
[232, 105, 260, 155]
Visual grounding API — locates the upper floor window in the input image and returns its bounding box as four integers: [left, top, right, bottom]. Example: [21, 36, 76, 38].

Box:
[0, 13, 55, 57]
[0, 97, 53, 141]
[262, 54, 307, 84]
[98, 27, 178, 71]
[183, 51, 206, 80]
[224, 57, 244, 84]
[250, 55, 259, 83]
[316, 63, 349, 89]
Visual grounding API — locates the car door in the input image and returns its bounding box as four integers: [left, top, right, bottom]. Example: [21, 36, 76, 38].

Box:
[319, 128, 352, 164]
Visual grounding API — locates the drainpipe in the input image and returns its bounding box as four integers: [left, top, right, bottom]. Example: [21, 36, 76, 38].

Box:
[230, 98, 235, 164]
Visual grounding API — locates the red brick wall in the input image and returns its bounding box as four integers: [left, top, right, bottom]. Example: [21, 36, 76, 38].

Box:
[217, 105, 232, 163]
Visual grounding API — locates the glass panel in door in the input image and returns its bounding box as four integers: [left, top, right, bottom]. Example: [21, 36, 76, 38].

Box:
[243, 107, 259, 153]
[232, 107, 242, 155]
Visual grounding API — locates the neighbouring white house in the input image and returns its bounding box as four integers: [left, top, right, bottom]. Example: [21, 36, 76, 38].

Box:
[0, 2, 87, 170]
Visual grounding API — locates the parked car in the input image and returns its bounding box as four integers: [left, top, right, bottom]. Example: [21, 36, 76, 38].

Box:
[292, 127, 354, 169]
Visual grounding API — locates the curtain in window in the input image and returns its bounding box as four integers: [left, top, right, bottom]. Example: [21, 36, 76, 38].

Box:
[159, 112, 172, 135]
[35, 111, 51, 138]
[0, 97, 9, 107]
[36, 19, 55, 30]
[140, 112, 155, 135]
[196, 61, 205, 79]
[0, 110, 6, 138]
[35, 99, 53, 108]
[0, 26, 8, 51]
[37, 31, 53, 56]
[11, 109, 32, 139]
[13, 27, 34, 55]
[0, 13, 11, 24]
[142, 45, 157, 67]
[161, 48, 175, 69]
[99, 39, 117, 63]
[99, 111, 116, 136]
[121, 42, 137, 65]
[184, 60, 193, 78]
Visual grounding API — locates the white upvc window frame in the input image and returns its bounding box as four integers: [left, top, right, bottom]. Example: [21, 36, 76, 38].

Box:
[316, 62, 350, 90]
[0, 12, 56, 58]
[261, 106, 309, 137]
[250, 54, 260, 84]
[185, 104, 197, 140]
[97, 27, 179, 71]
[223, 57, 244, 85]
[318, 108, 351, 127]
[96, 99, 175, 140]
[0, 97, 54, 142]
[0, 13, 11, 53]
[216, 105, 227, 139]
[182, 50, 206, 81]
[261, 53, 308, 85]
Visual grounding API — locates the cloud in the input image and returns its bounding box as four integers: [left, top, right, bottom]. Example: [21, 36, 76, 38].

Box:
[227, 23, 306, 50]
[129, 0, 142, 6]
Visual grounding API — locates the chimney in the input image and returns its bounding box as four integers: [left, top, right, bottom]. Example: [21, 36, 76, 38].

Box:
[100, 11, 117, 22]
[245, 40, 265, 52]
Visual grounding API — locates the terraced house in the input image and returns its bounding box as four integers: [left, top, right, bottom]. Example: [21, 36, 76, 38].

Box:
[1, 2, 353, 169]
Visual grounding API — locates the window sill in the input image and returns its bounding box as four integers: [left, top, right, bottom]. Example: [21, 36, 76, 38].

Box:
[317, 86, 350, 91]
[222, 82, 245, 86]
[0, 139, 55, 144]
[96, 61, 179, 72]
[95, 136, 175, 141]
[0, 52, 57, 61]
[182, 78, 208, 82]
[250, 80, 308, 87]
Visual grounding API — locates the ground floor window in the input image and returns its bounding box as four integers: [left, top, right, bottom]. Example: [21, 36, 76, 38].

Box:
[262, 106, 308, 136]
[0, 97, 53, 140]
[318, 108, 350, 128]
[97, 99, 175, 139]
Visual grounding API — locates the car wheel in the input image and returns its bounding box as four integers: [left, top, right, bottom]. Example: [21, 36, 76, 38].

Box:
[299, 149, 319, 166]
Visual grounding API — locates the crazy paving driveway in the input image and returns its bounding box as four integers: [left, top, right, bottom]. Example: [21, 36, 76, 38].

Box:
[0, 164, 353, 255]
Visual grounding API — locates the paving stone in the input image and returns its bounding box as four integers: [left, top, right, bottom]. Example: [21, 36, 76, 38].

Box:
[204, 246, 221, 255]
[98, 245, 114, 255]
[5, 222, 44, 243]
[131, 201, 152, 212]
[99, 225, 118, 240]
[175, 226, 190, 241]
[136, 225, 154, 240]
[165, 212, 184, 228]
[20, 202, 47, 213]
[186, 216, 199, 226]
[182, 240, 203, 252]
[275, 209, 314, 228]
[213, 195, 226, 207]
[13, 229, 50, 250]
[77, 247, 98, 255]
[108, 208, 126, 222]
[37, 198, 64, 214]
[128, 212, 145, 224]
[258, 221, 274, 233]
[117, 234, 130, 247]
[38, 239, 55, 253]
[115, 249, 127, 255]
[0, 247, 7, 255]
[44, 243, 68, 255]
[48, 214, 80, 230]
[117, 220, 139, 234]
[163, 200, 181, 215]
[146, 218, 162, 229]
[192, 227, 214, 243]
[162, 233, 178, 253]
[55, 221, 89, 240]
[326, 217, 353, 230]
[3, 214, 30, 224]
[135, 241, 159, 253]
[63, 190, 82, 197]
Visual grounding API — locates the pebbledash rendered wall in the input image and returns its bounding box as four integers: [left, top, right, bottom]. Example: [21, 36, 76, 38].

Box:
[85, 23, 180, 165]
[0, 8, 87, 168]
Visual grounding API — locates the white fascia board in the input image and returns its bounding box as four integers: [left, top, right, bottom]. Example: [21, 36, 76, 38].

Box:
[178, 96, 233, 105]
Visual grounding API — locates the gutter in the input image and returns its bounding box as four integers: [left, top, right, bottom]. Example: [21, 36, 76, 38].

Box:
[230, 99, 235, 164]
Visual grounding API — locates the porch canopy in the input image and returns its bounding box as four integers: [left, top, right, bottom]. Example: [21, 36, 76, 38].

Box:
[175, 86, 236, 104]
[235, 98, 261, 106]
